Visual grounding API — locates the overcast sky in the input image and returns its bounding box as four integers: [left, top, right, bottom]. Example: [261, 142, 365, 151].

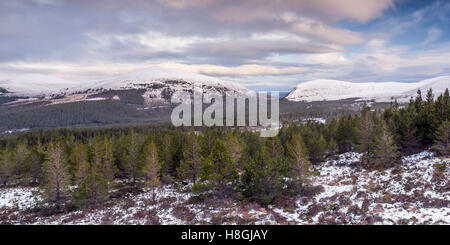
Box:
[1, 0, 450, 90]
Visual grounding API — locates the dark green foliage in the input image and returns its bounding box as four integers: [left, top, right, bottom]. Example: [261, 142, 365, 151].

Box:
[74, 171, 109, 208]
[241, 149, 287, 205]
[201, 139, 238, 194]
[432, 121, 450, 156]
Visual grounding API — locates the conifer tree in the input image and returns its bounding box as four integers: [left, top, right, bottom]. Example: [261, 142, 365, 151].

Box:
[101, 137, 116, 188]
[355, 107, 377, 165]
[70, 142, 88, 184]
[75, 160, 90, 185]
[373, 121, 399, 169]
[309, 134, 327, 163]
[336, 115, 355, 153]
[241, 145, 287, 205]
[74, 170, 109, 207]
[225, 134, 243, 171]
[327, 138, 338, 157]
[0, 149, 15, 186]
[432, 121, 450, 156]
[399, 104, 420, 153]
[28, 143, 44, 184]
[126, 129, 142, 185]
[41, 143, 71, 210]
[201, 139, 238, 194]
[286, 133, 309, 190]
[178, 131, 202, 183]
[142, 140, 162, 203]
[13, 142, 30, 183]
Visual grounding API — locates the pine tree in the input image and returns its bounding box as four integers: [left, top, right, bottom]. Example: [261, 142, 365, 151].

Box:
[178, 131, 202, 183]
[101, 137, 116, 188]
[432, 121, 450, 156]
[70, 142, 88, 184]
[14, 141, 30, 183]
[74, 170, 109, 207]
[161, 131, 172, 177]
[241, 146, 287, 205]
[373, 121, 399, 169]
[40, 143, 71, 210]
[286, 133, 309, 190]
[225, 134, 243, 171]
[309, 134, 327, 163]
[28, 143, 44, 184]
[399, 104, 420, 153]
[75, 160, 90, 185]
[327, 138, 338, 157]
[414, 89, 423, 113]
[0, 149, 15, 186]
[336, 115, 355, 153]
[142, 140, 162, 203]
[126, 129, 142, 185]
[355, 107, 377, 165]
[201, 139, 238, 194]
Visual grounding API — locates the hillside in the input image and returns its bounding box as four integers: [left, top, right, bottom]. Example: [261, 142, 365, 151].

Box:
[0, 67, 249, 132]
[1, 150, 448, 225]
[286, 76, 450, 102]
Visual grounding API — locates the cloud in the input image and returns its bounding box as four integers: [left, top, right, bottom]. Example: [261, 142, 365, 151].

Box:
[283, 15, 365, 45]
[159, 63, 307, 76]
[422, 27, 442, 46]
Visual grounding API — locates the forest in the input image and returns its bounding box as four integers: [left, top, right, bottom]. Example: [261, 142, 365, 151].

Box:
[0, 88, 448, 213]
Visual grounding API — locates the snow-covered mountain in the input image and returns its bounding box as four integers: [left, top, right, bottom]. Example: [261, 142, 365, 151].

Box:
[0, 74, 81, 97]
[285, 76, 450, 102]
[0, 67, 249, 105]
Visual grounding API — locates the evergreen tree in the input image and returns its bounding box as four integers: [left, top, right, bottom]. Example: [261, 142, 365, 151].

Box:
[142, 140, 162, 203]
[101, 137, 116, 188]
[125, 129, 142, 185]
[13, 141, 30, 183]
[201, 139, 238, 194]
[432, 121, 450, 156]
[398, 104, 420, 153]
[178, 131, 202, 183]
[355, 107, 377, 165]
[0, 149, 15, 186]
[75, 160, 90, 185]
[40, 143, 71, 210]
[225, 134, 243, 171]
[286, 133, 309, 190]
[327, 138, 338, 157]
[70, 142, 89, 184]
[74, 170, 109, 207]
[336, 115, 355, 153]
[241, 146, 287, 205]
[309, 134, 327, 163]
[373, 121, 399, 169]
[27, 143, 44, 184]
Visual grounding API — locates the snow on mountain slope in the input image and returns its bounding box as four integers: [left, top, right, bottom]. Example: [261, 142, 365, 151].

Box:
[286, 76, 450, 102]
[0, 67, 249, 105]
[79, 67, 248, 93]
[0, 74, 81, 97]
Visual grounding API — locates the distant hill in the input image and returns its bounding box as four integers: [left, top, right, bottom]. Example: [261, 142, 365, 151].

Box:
[286, 76, 450, 102]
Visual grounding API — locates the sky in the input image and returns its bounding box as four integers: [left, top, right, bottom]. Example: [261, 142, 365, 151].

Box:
[1, 0, 450, 91]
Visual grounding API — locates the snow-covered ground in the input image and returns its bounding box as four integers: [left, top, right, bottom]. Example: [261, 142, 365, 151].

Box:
[0, 151, 448, 225]
[286, 76, 450, 103]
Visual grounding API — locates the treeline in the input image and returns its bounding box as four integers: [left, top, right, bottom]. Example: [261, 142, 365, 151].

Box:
[0, 89, 448, 210]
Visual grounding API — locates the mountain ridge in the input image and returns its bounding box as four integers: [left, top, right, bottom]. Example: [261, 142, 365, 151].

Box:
[286, 76, 450, 102]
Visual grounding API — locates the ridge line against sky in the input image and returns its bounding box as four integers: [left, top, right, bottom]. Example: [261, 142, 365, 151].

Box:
[0, 0, 450, 91]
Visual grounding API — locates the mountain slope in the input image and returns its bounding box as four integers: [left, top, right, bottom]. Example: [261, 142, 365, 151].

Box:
[286, 76, 450, 102]
[0, 67, 249, 105]
[0, 74, 81, 97]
